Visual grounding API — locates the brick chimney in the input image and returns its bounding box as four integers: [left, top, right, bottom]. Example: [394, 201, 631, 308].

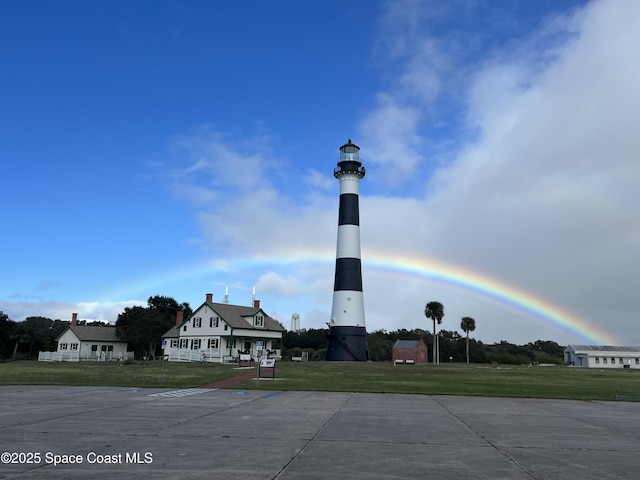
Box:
[176, 311, 183, 326]
[206, 293, 213, 303]
[71, 313, 78, 326]
[253, 299, 260, 309]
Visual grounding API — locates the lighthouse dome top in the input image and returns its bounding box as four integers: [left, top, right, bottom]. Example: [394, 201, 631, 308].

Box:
[340, 139, 360, 152]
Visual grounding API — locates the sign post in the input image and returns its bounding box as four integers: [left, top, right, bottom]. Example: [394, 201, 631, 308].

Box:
[257, 358, 276, 385]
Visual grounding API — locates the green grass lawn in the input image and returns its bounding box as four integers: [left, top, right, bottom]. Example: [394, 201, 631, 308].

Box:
[242, 362, 640, 400]
[0, 360, 240, 389]
[1, 360, 639, 401]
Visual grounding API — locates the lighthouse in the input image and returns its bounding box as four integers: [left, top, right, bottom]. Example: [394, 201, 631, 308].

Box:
[326, 139, 369, 361]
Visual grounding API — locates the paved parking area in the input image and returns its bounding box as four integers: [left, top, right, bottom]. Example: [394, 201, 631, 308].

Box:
[1, 386, 640, 479]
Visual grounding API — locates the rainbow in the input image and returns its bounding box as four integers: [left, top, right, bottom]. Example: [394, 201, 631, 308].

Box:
[106, 248, 619, 345]
[361, 249, 619, 345]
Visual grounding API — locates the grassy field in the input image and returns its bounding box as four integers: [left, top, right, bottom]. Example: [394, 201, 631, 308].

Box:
[0, 360, 238, 389]
[1, 360, 639, 401]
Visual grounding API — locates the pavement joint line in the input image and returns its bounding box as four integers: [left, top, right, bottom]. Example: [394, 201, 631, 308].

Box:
[162, 389, 271, 429]
[272, 392, 356, 479]
[431, 396, 539, 479]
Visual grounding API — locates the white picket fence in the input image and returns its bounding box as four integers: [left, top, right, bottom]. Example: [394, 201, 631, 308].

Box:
[163, 348, 281, 363]
[38, 351, 133, 362]
[164, 348, 223, 362]
[38, 351, 80, 362]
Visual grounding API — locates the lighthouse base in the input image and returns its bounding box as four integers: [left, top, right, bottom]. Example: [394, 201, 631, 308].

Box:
[326, 326, 369, 362]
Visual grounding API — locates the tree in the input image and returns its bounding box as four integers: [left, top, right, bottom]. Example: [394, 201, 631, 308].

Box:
[460, 317, 476, 364]
[424, 301, 444, 365]
[0, 311, 16, 359]
[22, 316, 56, 356]
[116, 296, 192, 359]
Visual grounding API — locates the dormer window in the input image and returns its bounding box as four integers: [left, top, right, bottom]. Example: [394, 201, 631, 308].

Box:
[255, 315, 264, 327]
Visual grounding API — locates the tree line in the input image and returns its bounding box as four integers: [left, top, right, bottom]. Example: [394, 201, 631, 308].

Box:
[2, 296, 565, 364]
[283, 328, 565, 364]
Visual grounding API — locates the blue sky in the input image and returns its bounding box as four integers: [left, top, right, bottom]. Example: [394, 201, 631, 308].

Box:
[2, 0, 639, 346]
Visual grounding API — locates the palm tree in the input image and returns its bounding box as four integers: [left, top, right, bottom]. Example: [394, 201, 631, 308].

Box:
[424, 301, 444, 365]
[460, 317, 476, 364]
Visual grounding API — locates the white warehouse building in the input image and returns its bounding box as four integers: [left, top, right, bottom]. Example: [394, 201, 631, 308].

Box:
[564, 345, 640, 369]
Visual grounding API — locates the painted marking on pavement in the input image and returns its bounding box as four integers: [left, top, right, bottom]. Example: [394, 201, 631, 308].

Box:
[147, 388, 217, 398]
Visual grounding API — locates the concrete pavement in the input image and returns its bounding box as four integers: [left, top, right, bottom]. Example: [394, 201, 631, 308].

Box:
[1, 386, 640, 479]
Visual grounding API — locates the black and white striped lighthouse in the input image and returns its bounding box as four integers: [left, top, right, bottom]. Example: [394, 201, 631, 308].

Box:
[326, 139, 369, 361]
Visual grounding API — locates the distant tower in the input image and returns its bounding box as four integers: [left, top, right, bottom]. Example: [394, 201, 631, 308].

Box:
[291, 313, 301, 332]
[326, 139, 369, 361]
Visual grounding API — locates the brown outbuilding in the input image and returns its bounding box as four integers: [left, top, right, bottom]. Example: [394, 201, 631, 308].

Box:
[392, 339, 428, 365]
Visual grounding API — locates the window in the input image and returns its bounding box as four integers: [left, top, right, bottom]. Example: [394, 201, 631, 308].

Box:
[210, 317, 219, 328]
[636, 358, 639, 365]
[180, 338, 188, 349]
[70, 343, 78, 350]
[192, 339, 201, 350]
[208, 338, 219, 349]
[611, 358, 616, 364]
[171, 339, 178, 348]
[603, 357, 607, 364]
[91, 345, 98, 352]
[60, 343, 68, 350]
[226, 338, 235, 349]
[224, 324, 228, 331]
[255, 315, 264, 327]
[619, 358, 624, 364]
[183, 325, 187, 332]
[595, 357, 600, 364]
[193, 317, 202, 328]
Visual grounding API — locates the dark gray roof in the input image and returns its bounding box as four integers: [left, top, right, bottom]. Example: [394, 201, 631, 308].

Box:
[567, 345, 640, 353]
[60, 325, 123, 343]
[162, 301, 285, 338]
[163, 325, 180, 338]
[207, 302, 284, 332]
[394, 339, 423, 349]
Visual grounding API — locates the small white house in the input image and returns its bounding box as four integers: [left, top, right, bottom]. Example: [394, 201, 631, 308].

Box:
[39, 313, 130, 362]
[564, 345, 640, 369]
[162, 293, 285, 363]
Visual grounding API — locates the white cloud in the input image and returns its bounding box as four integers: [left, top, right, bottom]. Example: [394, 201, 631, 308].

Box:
[304, 168, 334, 191]
[358, 93, 423, 183]
[256, 272, 305, 297]
[3, 300, 145, 323]
[172, 127, 279, 193]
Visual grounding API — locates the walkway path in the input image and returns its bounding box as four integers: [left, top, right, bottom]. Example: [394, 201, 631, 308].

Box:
[202, 368, 266, 389]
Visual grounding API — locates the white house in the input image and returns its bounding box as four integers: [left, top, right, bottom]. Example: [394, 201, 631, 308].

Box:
[162, 293, 285, 363]
[564, 345, 640, 369]
[39, 313, 130, 362]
